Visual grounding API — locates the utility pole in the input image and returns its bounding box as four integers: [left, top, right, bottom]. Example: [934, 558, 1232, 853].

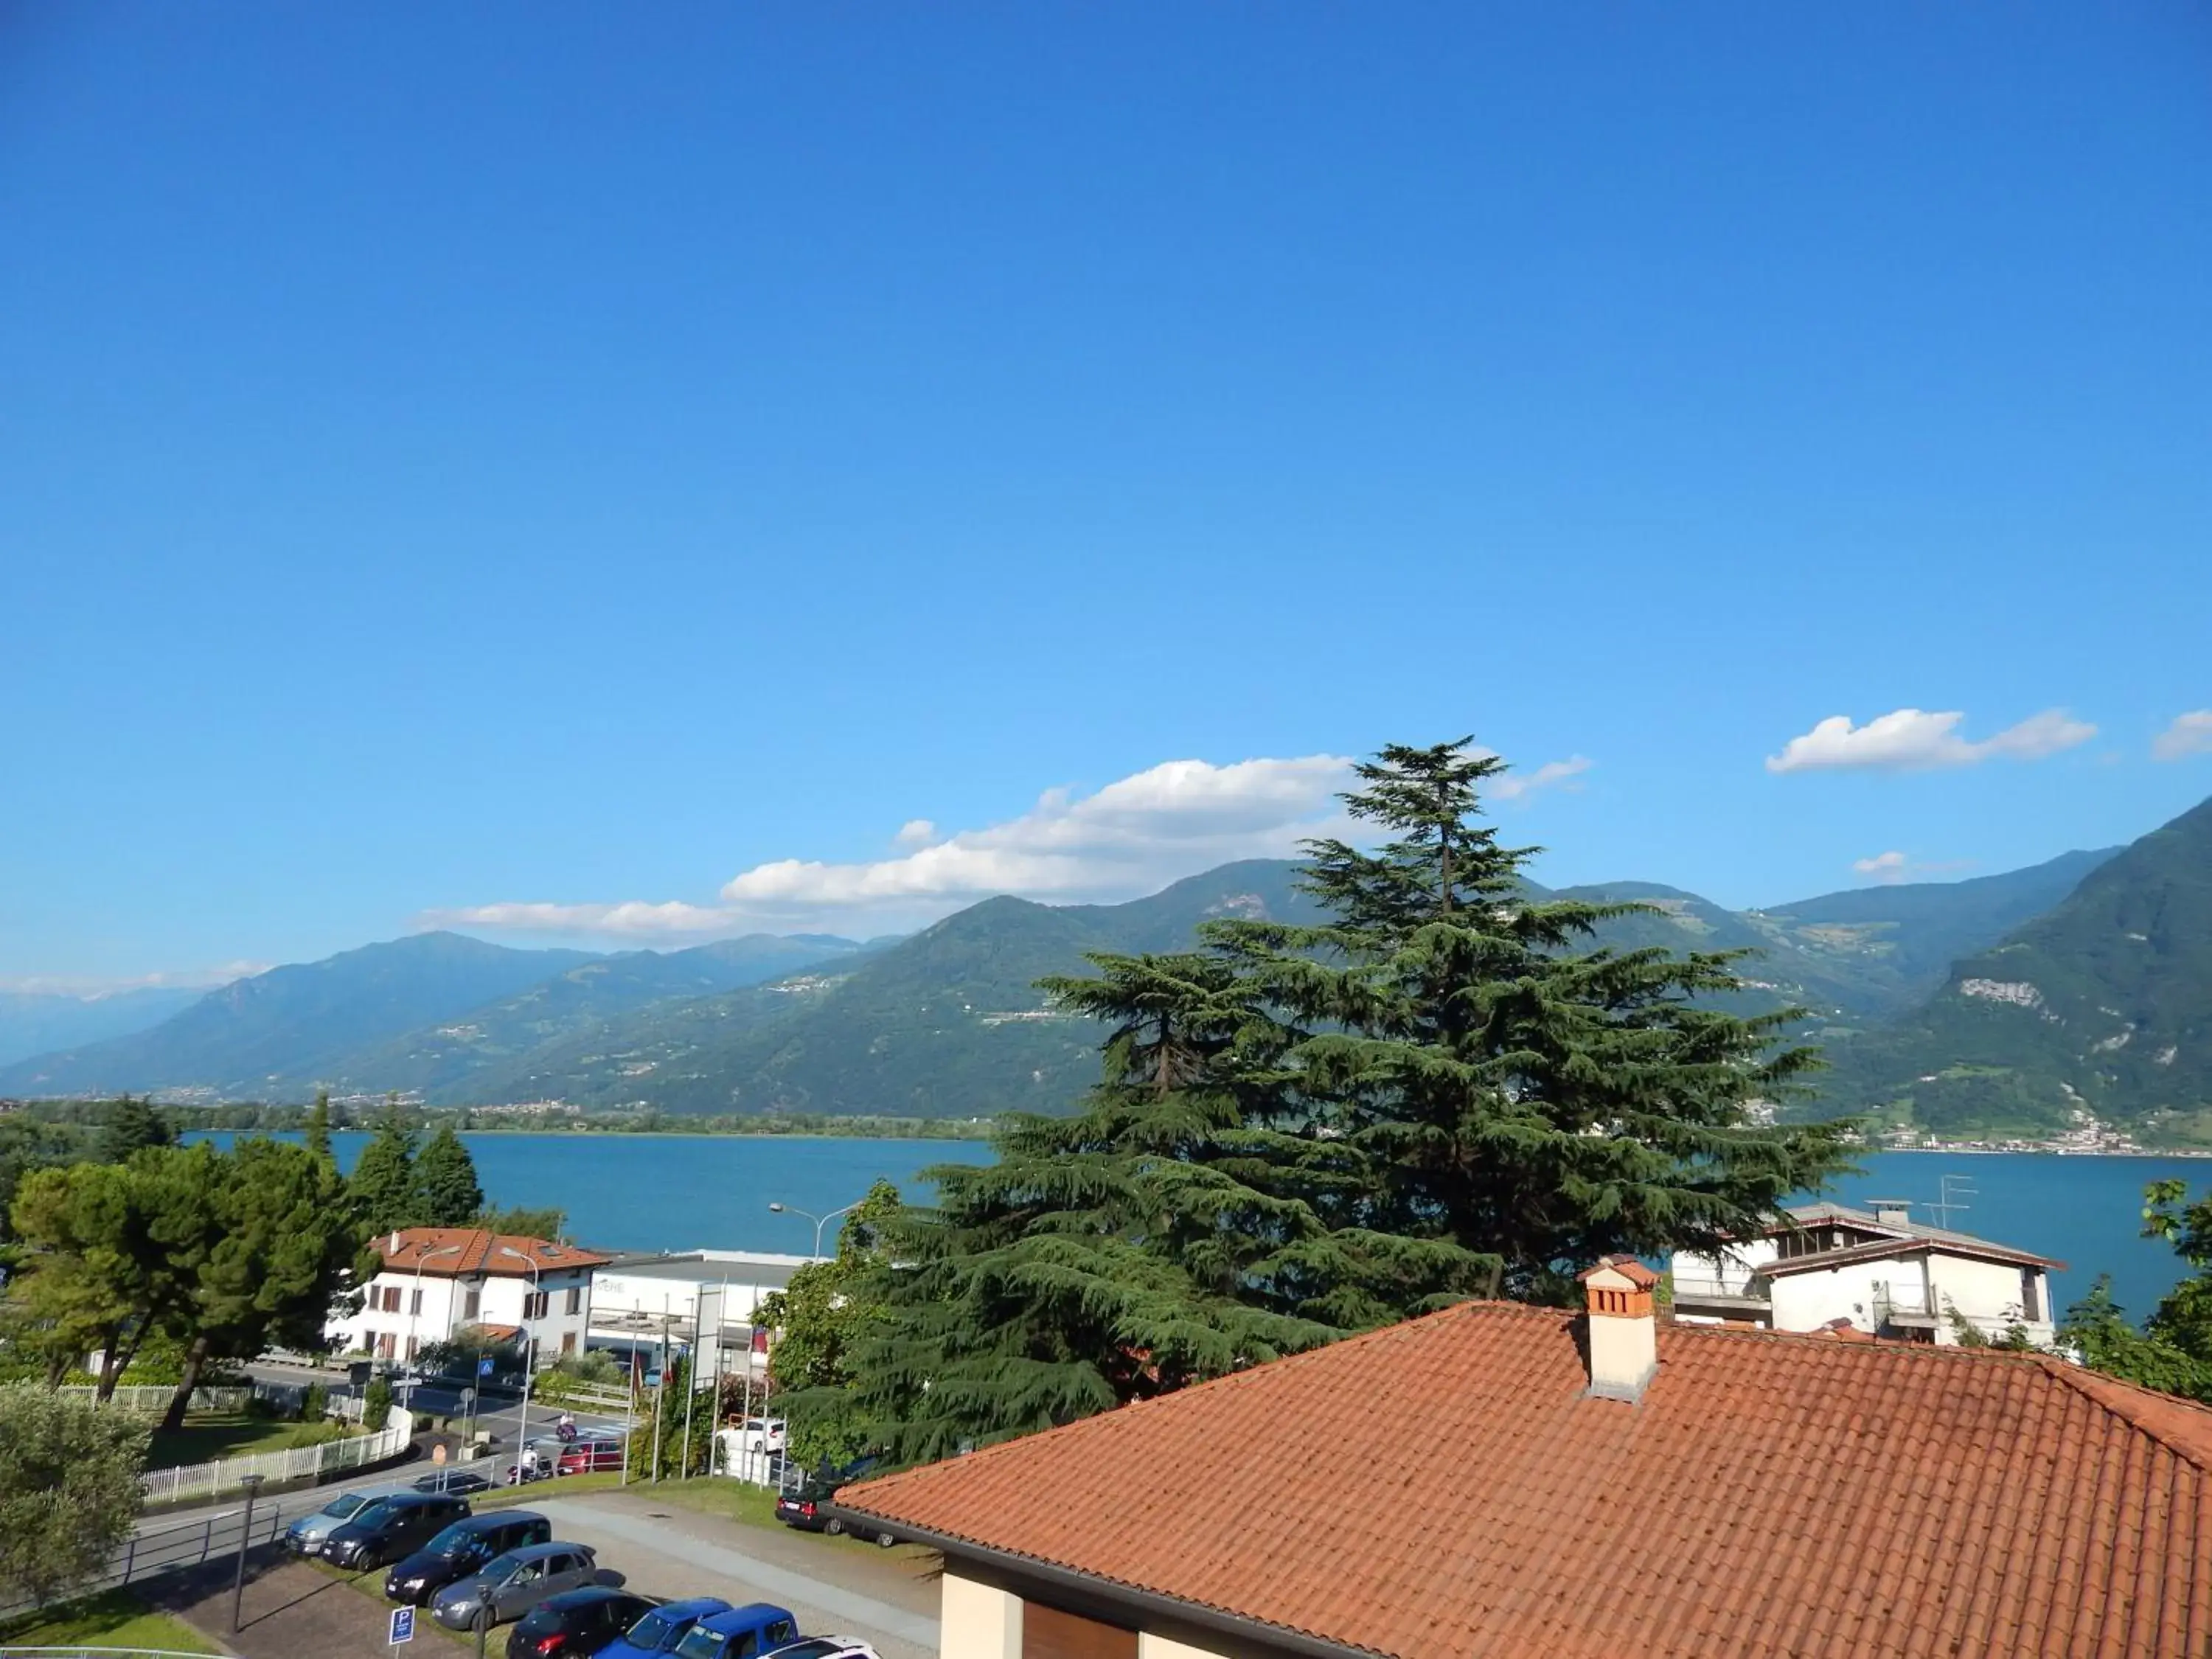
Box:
[649, 1304, 670, 1484]
[231, 1474, 264, 1632]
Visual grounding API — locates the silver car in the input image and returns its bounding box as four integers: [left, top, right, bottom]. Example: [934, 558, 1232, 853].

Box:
[429, 1541, 603, 1629]
[282, 1486, 408, 1557]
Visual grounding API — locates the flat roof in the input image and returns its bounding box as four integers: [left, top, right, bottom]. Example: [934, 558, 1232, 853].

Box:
[595, 1251, 811, 1289]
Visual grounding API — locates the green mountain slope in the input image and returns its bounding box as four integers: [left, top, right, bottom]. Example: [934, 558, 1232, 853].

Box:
[1749, 848, 2118, 1015]
[453, 861, 1332, 1116]
[313, 933, 864, 1099]
[0, 933, 602, 1097]
[1815, 798, 2212, 1141]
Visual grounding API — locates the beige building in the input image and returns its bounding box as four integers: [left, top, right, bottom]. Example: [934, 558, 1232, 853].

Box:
[834, 1258, 2212, 1659]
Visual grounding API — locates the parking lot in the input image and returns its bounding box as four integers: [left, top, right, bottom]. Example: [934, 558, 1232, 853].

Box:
[142, 1481, 938, 1659]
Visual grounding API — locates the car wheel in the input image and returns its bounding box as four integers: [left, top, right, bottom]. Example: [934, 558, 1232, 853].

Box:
[823, 1516, 844, 1537]
[875, 1529, 897, 1549]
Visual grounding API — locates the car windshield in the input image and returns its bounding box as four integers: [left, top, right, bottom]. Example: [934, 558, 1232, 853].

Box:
[476, 1550, 524, 1582]
[625, 1610, 690, 1649]
[672, 1627, 727, 1659]
[426, 1523, 482, 1558]
[766, 1643, 843, 1659]
[349, 1500, 394, 1528]
[320, 1492, 371, 1520]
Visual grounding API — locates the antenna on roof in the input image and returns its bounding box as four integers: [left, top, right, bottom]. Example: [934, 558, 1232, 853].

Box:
[1927, 1173, 1976, 1231]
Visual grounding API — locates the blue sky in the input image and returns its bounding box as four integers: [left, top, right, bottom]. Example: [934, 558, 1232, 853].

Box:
[2, 4, 2208, 987]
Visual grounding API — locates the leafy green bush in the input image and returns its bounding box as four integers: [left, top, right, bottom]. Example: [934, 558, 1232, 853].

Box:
[363, 1378, 393, 1433]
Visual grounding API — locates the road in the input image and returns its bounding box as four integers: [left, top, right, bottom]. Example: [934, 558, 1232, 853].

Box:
[244, 1356, 636, 1467]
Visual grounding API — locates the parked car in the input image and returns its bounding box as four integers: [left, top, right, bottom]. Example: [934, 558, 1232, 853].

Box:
[413, 1467, 496, 1496]
[431, 1542, 607, 1630]
[764, 1641, 881, 1659]
[670, 1604, 801, 1659]
[384, 1511, 553, 1605]
[507, 1587, 657, 1658]
[557, 1432, 626, 1476]
[598, 1597, 733, 1659]
[773, 1459, 894, 1547]
[322, 1492, 473, 1569]
[282, 1486, 409, 1557]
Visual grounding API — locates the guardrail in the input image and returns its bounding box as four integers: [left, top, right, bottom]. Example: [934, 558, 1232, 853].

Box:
[139, 1409, 413, 1507]
[0, 1492, 300, 1624]
[1669, 1276, 1770, 1301]
[0, 1648, 227, 1656]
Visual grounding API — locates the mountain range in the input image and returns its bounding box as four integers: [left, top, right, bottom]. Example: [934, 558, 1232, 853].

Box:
[1, 801, 2203, 1142]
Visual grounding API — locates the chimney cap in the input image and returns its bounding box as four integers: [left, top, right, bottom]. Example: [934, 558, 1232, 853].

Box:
[1578, 1256, 1659, 1290]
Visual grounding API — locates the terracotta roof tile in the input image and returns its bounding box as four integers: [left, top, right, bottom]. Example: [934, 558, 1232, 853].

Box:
[838, 1302, 2212, 1659]
[373, 1226, 611, 1276]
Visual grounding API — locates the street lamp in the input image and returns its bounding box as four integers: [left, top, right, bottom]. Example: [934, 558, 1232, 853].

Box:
[495, 1244, 546, 1470]
[768, 1198, 861, 1260]
[404, 1241, 465, 1408]
[231, 1473, 265, 1632]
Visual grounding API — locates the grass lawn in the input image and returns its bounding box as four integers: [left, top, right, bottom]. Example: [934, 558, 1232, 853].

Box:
[147, 1412, 352, 1470]
[0, 1588, 224, 1654]
[476, 1470, 782, 1528]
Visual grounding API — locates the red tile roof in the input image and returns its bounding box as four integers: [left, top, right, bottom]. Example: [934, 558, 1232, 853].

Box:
[837, 1301, 2212, 1659]
[373, 1227, 611, 1277]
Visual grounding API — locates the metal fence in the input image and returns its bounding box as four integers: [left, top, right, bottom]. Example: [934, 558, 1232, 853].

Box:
[138, 1408, 413, 1507]
[0, 1489, 305, 1624]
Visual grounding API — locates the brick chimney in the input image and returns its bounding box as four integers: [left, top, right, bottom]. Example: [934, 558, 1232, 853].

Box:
[1579, 1256, 1660, 1402]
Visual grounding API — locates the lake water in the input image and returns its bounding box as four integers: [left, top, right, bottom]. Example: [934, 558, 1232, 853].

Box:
[185, 1132, 2209, 1321]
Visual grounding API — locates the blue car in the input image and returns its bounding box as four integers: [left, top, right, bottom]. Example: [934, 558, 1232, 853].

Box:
[598, 1596, 733, 1658]
[671, 1604, 801, 1659]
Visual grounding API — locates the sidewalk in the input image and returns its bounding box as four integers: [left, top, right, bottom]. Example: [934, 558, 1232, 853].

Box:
[537, 1493, 940, 1659]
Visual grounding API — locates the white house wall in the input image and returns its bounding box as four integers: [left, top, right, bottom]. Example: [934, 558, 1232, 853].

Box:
[327, 1265, 596, 1363]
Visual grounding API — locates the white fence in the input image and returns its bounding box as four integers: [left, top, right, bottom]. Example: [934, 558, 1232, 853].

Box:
[57, 1385, 254, 1413]
[139, 1408, 414, 1507]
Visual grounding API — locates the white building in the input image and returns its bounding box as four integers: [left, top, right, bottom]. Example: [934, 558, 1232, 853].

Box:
[326, 1228, 612, 1366]
[585, 1249, 813, 1374]
[1669, 1200, 2062, 1347]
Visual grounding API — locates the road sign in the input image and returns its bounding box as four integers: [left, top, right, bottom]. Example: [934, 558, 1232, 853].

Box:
[478, 1357, 495, 1377]
[389, 1605, 415, 1645]
[461, 1385, 476, 1406]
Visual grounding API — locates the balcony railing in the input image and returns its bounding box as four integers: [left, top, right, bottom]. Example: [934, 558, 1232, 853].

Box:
[1670, 1276, 1770, 1304]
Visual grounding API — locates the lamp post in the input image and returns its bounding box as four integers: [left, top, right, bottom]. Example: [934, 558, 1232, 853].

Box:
[231, 1473, 265, 1632]
[768, 1198, 861, 1261]
[404, 1242, 464, 1409]
[494, 1244, 546, 1471]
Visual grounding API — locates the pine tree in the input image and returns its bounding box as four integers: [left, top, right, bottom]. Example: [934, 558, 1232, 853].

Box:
[414, 1127, 484, 1227]
[1219, 737, 1857, 1302]
[347, 1110, 420, 1237]
[97, 1096, 174, 1164]
[303, 1092, 335, 1166]
[844, 952, 1472, 1463]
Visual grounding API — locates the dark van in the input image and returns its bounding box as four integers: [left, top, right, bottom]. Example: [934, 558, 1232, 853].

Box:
[322, 1492, 472, 1569]
[385, 1510, 554, 1604]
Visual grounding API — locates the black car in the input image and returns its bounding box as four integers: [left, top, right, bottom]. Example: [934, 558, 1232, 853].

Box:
[773, 1459, 894, 1546]
[507, 1587, 656, 1658]
[386, 1510, 554, 1605]
[322, 1492, 473, 1570]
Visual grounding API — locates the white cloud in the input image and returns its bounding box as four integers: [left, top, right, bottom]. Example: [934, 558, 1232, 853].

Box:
[1766, 707, 2096, 773]
[434, 745, 1596, 940]
[2152, 711, 2212, 762]
[0, 961, 271, 997]
[1850, 851, 1974, 885]
[1490, 754, 1593, 800]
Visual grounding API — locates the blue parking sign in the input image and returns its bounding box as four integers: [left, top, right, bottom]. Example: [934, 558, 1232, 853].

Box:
[478, 1356, 495, 1377]
[389, 1605, 414, 1645]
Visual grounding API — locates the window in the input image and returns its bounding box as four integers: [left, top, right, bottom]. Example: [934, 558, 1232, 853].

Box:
[560, 1332, 577, 1357]
[2021, 1269, 2042, 1323]
[376, 1332, 396, 1359]
[527, 1290, 549, 1321]
[1021, 1601, 1136, 1659]
[565, 1285, 582, 1315]
[362, 1328, 377, 1354]
[464, 1289, 481, 1320]
[409, 1288, 423, 1316]
[382, 1284, 401, 1313]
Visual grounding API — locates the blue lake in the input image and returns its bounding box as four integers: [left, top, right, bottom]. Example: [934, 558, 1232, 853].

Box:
[187, 1132, 2210, 1321]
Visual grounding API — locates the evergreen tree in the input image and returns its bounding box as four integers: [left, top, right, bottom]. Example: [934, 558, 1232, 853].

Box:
[303, 1092, 335, 1166]
[97, 1096, 174, 1165]
[1217, 737, 1856, 1302]
[347, 1111, 420, 1237]
[415, 1127, 484, 1227]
